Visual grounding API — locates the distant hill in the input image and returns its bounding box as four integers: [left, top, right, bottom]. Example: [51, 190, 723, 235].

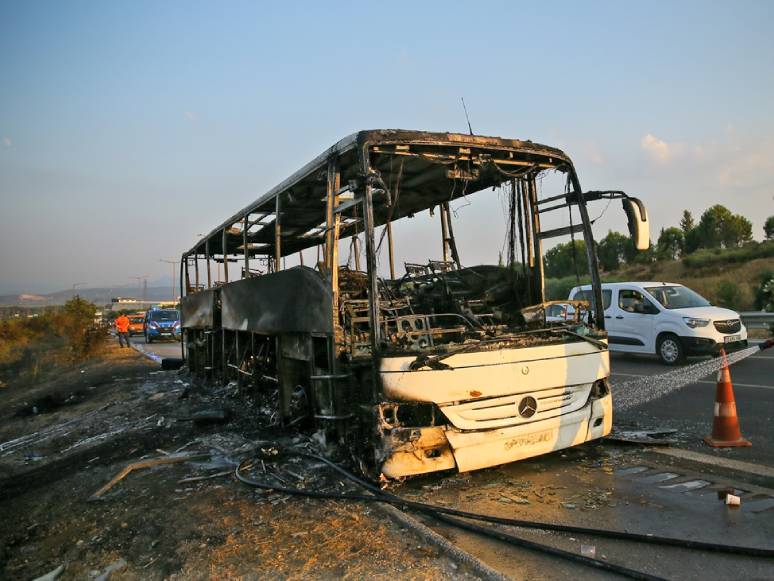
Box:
[0, 286, 175, 307]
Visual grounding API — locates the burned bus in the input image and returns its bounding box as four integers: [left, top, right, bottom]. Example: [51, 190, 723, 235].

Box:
[180, 129, 649, 478]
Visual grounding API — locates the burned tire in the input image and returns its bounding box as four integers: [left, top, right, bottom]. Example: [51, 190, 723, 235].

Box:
[657, 333, 684, 365]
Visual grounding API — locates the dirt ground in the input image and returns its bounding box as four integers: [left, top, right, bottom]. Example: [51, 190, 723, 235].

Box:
[0, 345, 479, 580]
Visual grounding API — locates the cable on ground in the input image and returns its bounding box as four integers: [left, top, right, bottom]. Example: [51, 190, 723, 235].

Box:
[234, 449, 774, 580]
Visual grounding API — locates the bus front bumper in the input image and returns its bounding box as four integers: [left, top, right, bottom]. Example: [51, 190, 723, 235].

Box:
[380, 394, 612, 478]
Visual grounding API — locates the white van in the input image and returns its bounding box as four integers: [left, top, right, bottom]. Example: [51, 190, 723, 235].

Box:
[568, 282, 747, 364]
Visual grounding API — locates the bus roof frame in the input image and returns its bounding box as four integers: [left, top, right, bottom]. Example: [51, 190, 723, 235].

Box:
[182, 129, 576, 259]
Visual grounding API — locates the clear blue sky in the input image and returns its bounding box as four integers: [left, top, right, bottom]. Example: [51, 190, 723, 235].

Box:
[1, 1, 773, 294]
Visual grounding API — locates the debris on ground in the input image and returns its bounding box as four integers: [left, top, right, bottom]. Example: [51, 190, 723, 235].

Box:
[0, 345, 481, 580]
[725, 494, 741, 507]
[90, 452, 211, 500]
[605, 428, 678, 446]
[94, 558, 126, 581]
[32, 564, 65, 581]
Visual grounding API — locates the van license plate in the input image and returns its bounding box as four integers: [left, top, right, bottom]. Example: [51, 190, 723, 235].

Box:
[724, 334, 741, 343]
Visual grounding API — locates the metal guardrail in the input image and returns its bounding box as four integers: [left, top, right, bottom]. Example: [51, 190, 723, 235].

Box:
[740, 311, 774, 328]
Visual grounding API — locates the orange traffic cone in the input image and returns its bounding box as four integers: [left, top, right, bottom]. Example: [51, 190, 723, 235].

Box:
[704, 349, 751, 448]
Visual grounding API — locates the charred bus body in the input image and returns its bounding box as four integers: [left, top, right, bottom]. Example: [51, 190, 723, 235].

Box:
[180, 130, 649, 478]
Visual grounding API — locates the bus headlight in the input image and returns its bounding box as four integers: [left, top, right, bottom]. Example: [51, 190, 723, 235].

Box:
[590, 379, 610, 398]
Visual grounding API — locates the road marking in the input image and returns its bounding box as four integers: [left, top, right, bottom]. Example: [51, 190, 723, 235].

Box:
[659, 479, 710, 491]
[638, 472, 679, 483]
[615, 466, 649, 475]
[610, 372, 774, 391]
[650, 448, 774, 480]
[131, 343, 163, 363]
[744, 498, 774, 513]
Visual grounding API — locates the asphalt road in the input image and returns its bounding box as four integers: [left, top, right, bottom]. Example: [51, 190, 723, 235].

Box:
[410, 442, 774, 581]
[127, 333, 182, 360]
[611, 346, 774, 468]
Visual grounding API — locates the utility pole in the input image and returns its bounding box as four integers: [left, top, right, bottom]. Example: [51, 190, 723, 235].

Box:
[160, 259, 178, 302]
[129, 275, 148, 304]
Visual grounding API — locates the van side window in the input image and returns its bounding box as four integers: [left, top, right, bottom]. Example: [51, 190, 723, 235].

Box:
[618, 290, 656, 314]
[574, 290, 612, 310]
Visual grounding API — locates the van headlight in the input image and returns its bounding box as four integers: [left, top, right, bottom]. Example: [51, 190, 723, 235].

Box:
[683, 317, 710, 328]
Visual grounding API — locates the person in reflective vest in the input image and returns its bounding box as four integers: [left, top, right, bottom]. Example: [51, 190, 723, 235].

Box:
[115, 314, 131, 348]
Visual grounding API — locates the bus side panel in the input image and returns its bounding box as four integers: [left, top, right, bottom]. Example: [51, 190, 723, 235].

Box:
[181, 288, 220, 378]
[220, 267, 332, 334]
[181, 288, 218, 330]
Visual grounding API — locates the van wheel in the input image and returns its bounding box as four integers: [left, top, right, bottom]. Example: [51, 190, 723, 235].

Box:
[657, 334, 684, 365]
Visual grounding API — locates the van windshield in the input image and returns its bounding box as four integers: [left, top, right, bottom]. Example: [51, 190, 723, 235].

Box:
[150, 310, 179, 321]
[645, 285, 710, 309]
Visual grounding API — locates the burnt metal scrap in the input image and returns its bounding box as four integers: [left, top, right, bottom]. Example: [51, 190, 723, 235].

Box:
[179, 129, 649, 478]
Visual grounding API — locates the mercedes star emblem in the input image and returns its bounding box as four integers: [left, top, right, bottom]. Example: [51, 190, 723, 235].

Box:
[518, 396, 537, 418]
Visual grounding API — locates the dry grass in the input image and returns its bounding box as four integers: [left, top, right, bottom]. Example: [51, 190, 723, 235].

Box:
[0, 298, 106, 388]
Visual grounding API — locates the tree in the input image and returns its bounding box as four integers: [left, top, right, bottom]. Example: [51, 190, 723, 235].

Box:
[695, 205, 753, 249]
[597, 231, 629, 271]
[543, 240, 587, 278]
[680, 210, 695, 235]
[721, 214, 753, 248]
[680, 209, 702, 254]
[764, 216, 774, 240]
[631, 239, 656, 264]
[656, 227, 685, 261]
[622, 237, 641, 263]
[696, 205, 732, 248]
[684, 228, 702, 254]
[57, 297, 101, 360]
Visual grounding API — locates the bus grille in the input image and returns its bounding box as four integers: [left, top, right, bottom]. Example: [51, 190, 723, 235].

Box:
[440, 383, 592, 431]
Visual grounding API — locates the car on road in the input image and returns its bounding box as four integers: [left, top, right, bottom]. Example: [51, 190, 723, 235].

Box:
[128, 313, 145, 336]
[569, 282, 747, 364]
[143, 308, 181, 343]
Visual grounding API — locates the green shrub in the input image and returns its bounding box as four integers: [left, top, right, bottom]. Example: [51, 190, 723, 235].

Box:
[545, 275, 591, 301]
[754, 272, 774, 311]
[683, 240, 774, 269]
[758, 276, 774, 334]
[58, 296, 105, 361]
[715, 281, 743, 311]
